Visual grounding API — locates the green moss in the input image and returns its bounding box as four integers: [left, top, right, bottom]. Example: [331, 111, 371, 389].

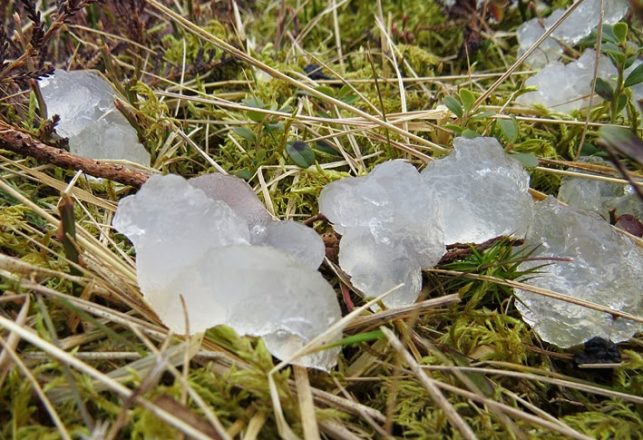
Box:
[162, 21, 228, 67]
[560, 405, 643, 440]
[439, 309, 531, 364]
[1, 0, 642, 437]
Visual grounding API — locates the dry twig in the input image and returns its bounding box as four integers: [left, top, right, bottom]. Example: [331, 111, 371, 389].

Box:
[0, 121, 150, 187]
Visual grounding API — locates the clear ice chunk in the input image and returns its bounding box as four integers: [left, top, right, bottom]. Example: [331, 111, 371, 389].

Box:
[338, 228, 423, 308]
[558, 156, 643, 221]
[516, 18, 562, 68]
[38, 70, 151, 166]
[113, 174, 341, 369]
[544, 0, 629, 46]
[605, 186, 643, 221]
[319, 160, 445, 307]
[158, 245, 341, 370]
[252, 221, 326, 270]
[189, 173, 273, 226]
[517, 1, 629, 67]
[189, 173, 324, 269]
[421, 137, 534, 244]
[516, 49, 618, 113]
[515, 197, 643, 347]
[113, 175, 250, 294]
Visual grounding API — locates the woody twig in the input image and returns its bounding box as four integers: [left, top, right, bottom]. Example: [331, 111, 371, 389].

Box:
[0, 120, 150, 188]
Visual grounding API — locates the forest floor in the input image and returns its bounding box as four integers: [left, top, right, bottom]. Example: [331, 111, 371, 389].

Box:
[0, 0, 642, 438]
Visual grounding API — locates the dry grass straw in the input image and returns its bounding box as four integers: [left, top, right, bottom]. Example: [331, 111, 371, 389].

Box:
[1, 0, 642, 438]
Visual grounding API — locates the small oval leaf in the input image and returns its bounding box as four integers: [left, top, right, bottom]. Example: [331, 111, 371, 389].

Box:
[233, 126, 257, 142]
[263, 122, 284, 133]
[247, 110, 266, 123]
[624, 63, 643, 88]
[616, 94, 628, 114]
[497, 117, 518, 143]
[242, 97, 265, 108]
[314, 140, 341, 157]
[234, 169, 253, 180]
[510, 152, 538, 169]
[600, 25, 618, 44]
[285, 141, 316, 168]
[594, 78, 614, 100]
[443, 96, 463, 118]
[612, 22, 628, 43]
[461, 128, 478, 139]
[458, 88, 476, 113]
[315, 86, 336, 97]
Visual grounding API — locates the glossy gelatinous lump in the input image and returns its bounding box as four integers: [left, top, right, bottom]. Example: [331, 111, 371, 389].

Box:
[558, 156, 643, 221]
[39, 70, 151, 166]
[113, 174, 340, 369]
[517, 0, 629, 67]
[421, 136, 534, 245]
[319, 160, 445, 307]
[516, 19, 562, 68]
[515, 197, 643, 347]
[516, 50, 618, 113]
[188, 173, 324, 270]
[322, 138, 534, 308]
[544, 0, 629, 46]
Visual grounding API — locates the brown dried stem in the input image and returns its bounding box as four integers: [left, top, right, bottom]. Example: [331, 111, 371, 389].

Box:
[0, 121, 150, 187]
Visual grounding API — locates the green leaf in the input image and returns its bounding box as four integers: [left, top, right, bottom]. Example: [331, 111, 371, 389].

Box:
[624, 63, 643, 88]
[263, 122, 284, 133]
[242, 98, 266, 122]
[461, 128, 478, 139]
[458, 88, 476, 113]
[496, 117, 518, 143]
[624, 56, 638, 70]
[313, 140, 341, 156]
[341, 94, 359, 105]
[285, 141, 316, 168]
[470, 110, 495, 120]
[242, 97, 265, 108]
[594, 78, 614, 100]
[444, 124, 463, 135]
[606, 50, 626, 66]
[579, 142, 601, 157]
[443, 96, 463, 118]
[323, 330, 384, 348]
[601, 42, 620, 53]
[233, 126, 256, 142]
[247, 110, 266, 123]
[337, 85, 358, 104]
[338, 85, 352, 96]
[613, 22, 628, 43]
[600, 25, 618, 44]
[234, 169, 253, 180]
[616, 94, 628, 114]
[510, 152, 538, 168]
[315, 86, 335, 97]
[255, 148, 267, 164]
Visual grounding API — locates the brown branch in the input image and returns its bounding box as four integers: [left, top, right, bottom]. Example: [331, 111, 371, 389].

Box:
[319, 232, 524, 265]
[303, 212, 327, 226]
[0, 121, 150, 188]
[439, 236, 524, 264]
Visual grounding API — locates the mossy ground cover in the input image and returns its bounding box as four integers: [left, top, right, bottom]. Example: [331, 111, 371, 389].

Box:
[0, 0, 642, 438]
